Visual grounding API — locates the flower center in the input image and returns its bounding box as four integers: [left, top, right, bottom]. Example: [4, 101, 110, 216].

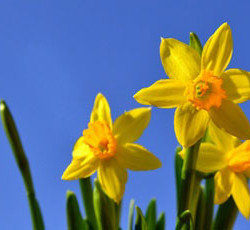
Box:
[228, 141, 250, 173]
[184, 70, 227, 110]
[83, 121, 117, 159]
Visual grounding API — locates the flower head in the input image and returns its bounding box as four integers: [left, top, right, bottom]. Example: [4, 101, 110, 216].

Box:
[194, 122, 250, 219]
[134, 23, 250, 147]
[62, 93, 162, 202]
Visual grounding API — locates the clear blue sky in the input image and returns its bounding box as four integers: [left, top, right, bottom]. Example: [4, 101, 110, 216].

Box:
[0, 1, 249, 229]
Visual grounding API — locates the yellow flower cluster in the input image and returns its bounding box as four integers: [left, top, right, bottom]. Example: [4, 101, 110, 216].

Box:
[62, 23, 250, 219]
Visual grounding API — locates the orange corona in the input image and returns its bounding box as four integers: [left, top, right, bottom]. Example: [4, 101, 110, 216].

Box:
[83, 121, 117, 159]
[185, 71, 227, 110]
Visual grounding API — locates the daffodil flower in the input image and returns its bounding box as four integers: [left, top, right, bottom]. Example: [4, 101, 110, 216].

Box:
[134, 23, 250, 147]
[194, 122, 250, 219]
[62, 93, 162, 203]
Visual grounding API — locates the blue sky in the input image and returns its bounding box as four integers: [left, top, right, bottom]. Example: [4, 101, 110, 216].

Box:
[0, 1, 249, 229]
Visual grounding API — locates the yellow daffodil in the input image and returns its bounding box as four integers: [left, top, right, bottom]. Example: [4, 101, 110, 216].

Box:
[134, 23, 250, 147]
[62, 93, 162, 203]
[194, 122, 250, 219]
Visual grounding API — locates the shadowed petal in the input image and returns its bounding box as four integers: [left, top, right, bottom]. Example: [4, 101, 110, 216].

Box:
[209, 99, 250, 140]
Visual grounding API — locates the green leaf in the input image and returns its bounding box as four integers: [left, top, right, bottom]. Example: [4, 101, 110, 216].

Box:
[66, 190, 84, 230]
[213, 196, 238, 230]
[0, 100, 44, 230]
[176, 210, 194, 230]
[189, 32, 203, 56]
[93, 179, 116, 230]
[145, 198, 156, 230]
[175, 146, 183, 215]
[203, 178, 214, 230]
[156, 212, 165, 230]
[128, 200, 135, 230]
[79, 178, 97, 230]
[194, 186, 206, 230]
[135, 206, 147, 230]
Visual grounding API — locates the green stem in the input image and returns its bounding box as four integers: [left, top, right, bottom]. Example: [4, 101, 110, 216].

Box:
[213, 196, 238, 230]
[79, 178, 97, 230]
[203, 178, 214, 230]
[178, 139, 201, 216]
[0, 100, 44, 230]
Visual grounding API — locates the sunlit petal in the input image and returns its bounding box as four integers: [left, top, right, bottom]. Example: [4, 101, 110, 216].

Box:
[98, 159, 128, 203]
[160, 38, 200, 81]
[113, 107, 151, 144]
[174, 103, 210, 147]
[196, 143, 227, 173]
[202, 23, 232, 76]
[62, 155, 99, 180]
[134, 79, 187, 108]
[222, 69, 250, 104]
[214, 168, 234, 204]
[115, 143, 162, 171]
[90, 93, 112, 127]
[232, 174, 250, 219]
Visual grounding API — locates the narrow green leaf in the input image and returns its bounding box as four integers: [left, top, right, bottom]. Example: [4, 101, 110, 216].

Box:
[175, 146, 183, 215]
[128, 200, 135, 230]
[203, 178, 214, 230]
[213, 196, 238, 230]
[176, 210, 194, 230]
[79, 178, 97, 230]
[66, 190, 84, 230]
[156, 212, 165, 230]
[135, 206, 147, 230]
[178, 139, 201, 217]
[93, 179, 116, 230]
[189, 32, 203, 56]
[0, 100, 44, 230]
[194, 186, 206, 230]
[145, 198, 156, 230]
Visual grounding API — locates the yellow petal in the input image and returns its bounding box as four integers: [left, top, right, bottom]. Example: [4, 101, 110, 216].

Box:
[160, 38, 200, 81]
[113, 107, 151, 144]
[174, 103, 210, 147]
[72, 136, 92, 159]
[115, 143, 162, 171]
[208, 121, 239, 152]
[90, 93, 112, 127]
[209, 99, 250, 140]
[134, 79, 187, 108]
[62, 155, 99, 180]
[98, 159, 128, 203]
[202, 23, 233, 76]
[232, 174, 250, 219]
[222, 69, 250, 104]
[214, 168, 234, 204]
[196, 143, 227, 173]
[228, 141, 250, 173]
